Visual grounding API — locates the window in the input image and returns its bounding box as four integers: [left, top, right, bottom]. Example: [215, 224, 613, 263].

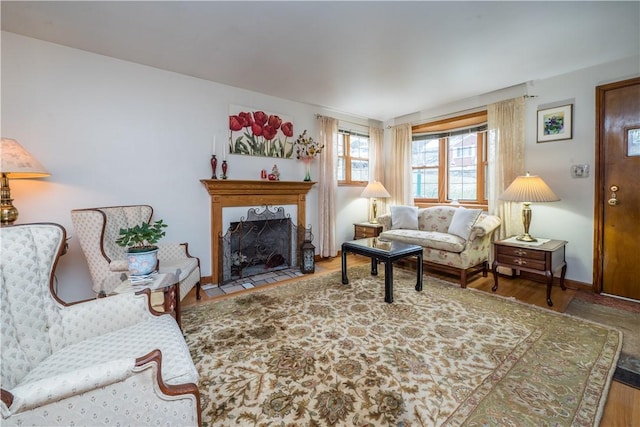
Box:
[411, 111, 487, 205]
[337, 130, 370, 185]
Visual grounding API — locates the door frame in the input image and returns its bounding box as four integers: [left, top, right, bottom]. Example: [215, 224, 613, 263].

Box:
[593, 77, 640, 292]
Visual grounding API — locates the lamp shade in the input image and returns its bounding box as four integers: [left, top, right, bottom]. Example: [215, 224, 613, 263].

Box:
[499, 173, 559, 203]
[361, 181, 390, 199]
[1, 138, 50, 178]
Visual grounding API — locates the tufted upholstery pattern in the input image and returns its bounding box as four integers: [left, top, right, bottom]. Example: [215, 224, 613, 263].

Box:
[71, 205, 201, 300]
[1, 223, 201, 426]
[1, 224, 64, 389]
[378, 206, 501, 287]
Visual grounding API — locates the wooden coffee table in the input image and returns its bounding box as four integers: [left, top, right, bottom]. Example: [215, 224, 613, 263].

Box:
[341, 237, 423, 303]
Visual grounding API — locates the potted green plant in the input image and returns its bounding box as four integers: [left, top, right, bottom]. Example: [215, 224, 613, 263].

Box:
[115, 220, 168, 276]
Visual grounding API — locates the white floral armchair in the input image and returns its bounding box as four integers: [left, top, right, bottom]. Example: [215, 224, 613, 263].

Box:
[0, 223, 201, 426]
[71, 205, 201, 300]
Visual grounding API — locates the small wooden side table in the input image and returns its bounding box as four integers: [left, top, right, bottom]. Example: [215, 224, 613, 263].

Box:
[354, 222, 383, 240]
[110, 273, 181, 327]
[492, 237, 567, 307]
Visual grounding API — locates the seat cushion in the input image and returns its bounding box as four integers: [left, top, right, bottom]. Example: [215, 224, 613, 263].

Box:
[159, 257, 199, 281]
[19, 314, 197, 388]
[379, 230, 466, 253]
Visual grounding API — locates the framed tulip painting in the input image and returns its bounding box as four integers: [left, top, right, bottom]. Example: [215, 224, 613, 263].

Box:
[228, 105, 295, 158]
[537, 104, 573, 143]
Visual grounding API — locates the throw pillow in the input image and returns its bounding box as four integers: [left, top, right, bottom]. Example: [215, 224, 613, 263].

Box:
[448, 207, 482, 240]
[391, 206, 419, 230]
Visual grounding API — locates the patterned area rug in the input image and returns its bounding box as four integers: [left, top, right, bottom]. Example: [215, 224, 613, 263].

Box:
[565, 293, 640, 389]
[182, 266, 621, 426]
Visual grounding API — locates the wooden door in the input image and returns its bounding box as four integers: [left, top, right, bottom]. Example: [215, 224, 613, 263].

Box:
[595, 77, 640, 299]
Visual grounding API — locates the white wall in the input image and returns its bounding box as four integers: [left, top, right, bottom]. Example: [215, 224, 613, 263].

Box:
[1, 32, 368, 302]
[386, 55, 640, 285]
[523, 56, 639, 284]
[5, 32, 635, 300]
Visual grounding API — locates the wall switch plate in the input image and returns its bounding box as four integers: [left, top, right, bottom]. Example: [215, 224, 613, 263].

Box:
[571, 164, 589, 178]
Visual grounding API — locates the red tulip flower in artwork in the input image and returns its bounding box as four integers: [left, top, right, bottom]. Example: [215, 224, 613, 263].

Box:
[229, 115, 243, 132]
[281, 122, 293, 138]
[253, 111, 268, 126]
[263, 125, 278, 141]
[268, 115, 282, 129]
[228, 109, 295, 158]
[238, 111, 254, 128]
[251, 122, 264, 136]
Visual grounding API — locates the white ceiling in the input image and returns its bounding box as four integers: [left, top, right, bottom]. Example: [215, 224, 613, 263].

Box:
[2, 1, 639, 121]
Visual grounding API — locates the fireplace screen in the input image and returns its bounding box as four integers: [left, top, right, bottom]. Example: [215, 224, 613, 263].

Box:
[220, 206, 312, 283]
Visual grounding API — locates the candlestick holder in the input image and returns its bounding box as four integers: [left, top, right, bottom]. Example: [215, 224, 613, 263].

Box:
[221, 160, 228, 179]
[210, 155, 218, 179]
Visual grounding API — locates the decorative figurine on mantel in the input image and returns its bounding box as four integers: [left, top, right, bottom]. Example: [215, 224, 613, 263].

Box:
[268, 164, 280, 181]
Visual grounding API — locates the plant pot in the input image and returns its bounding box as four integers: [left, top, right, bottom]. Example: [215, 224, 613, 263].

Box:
[126, 248, 159, 276]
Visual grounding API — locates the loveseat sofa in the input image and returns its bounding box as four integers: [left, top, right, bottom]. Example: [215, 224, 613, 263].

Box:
[377, 205, 501, 287]
[1, 223, 201, 426]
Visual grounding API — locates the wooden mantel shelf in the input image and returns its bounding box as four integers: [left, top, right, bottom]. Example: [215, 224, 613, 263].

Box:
[200, 179, 316, 284]
[201, 179, 316, 196]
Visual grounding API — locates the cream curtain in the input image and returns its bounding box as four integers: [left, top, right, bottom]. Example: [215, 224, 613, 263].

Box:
[388, 124, 413, 206]
[317, 115, 339, 258]
[368, 126, 387, 217]
[487, 97, 525, 241]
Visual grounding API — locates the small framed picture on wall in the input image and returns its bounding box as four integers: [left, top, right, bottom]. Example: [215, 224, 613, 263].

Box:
[537, 104, 573, 143]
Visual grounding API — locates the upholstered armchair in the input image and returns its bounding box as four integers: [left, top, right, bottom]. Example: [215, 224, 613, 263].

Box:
[0, 223, 201, 426]
[71, 205, 201, 300]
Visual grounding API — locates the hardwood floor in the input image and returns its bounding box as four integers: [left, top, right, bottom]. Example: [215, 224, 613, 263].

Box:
[182, 254, 639, 426]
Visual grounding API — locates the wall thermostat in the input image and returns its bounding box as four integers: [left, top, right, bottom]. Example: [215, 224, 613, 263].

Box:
[571, 164, 589, 178]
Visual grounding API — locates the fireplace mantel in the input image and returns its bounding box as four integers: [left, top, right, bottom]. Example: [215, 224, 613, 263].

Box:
[201, 179, 316, 283]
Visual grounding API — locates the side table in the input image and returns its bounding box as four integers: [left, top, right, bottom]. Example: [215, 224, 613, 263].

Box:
[354, 222, 383, 240]
[108, 272, 181, 327]
[492, 237, 567, 307]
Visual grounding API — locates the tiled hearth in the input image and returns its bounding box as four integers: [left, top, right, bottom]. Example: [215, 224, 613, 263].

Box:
[202, 267, 305, 297]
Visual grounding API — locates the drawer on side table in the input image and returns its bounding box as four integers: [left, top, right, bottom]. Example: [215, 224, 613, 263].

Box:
[496, 245, 547, 270]
[354, 223, 383, 240]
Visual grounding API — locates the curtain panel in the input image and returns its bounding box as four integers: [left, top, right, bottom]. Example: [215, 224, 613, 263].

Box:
[388, 124, 413, 206]
[487, 97, 525, 241]
[317, 115, 339, 257]
[368, 126, 387, 217]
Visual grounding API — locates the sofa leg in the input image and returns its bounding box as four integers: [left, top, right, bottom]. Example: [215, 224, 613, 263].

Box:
[482, 261, 488, 277]
[460, 271, 468, 288]
[196, 282, 202, 300]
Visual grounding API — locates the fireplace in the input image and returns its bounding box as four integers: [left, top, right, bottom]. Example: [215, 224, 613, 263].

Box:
[201, 179, 316, 284]
[220, 206, 312, 283]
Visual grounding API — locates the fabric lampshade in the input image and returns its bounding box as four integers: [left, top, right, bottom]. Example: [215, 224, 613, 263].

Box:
[1, 138, 50, 178]
[360, 181, 391, 199]
[500, 173, 559, 203]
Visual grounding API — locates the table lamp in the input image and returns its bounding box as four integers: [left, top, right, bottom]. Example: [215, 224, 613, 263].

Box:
[499, 172, 560, 242]
[361, 181, 390, 223]
[1, 138, 50, 225]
